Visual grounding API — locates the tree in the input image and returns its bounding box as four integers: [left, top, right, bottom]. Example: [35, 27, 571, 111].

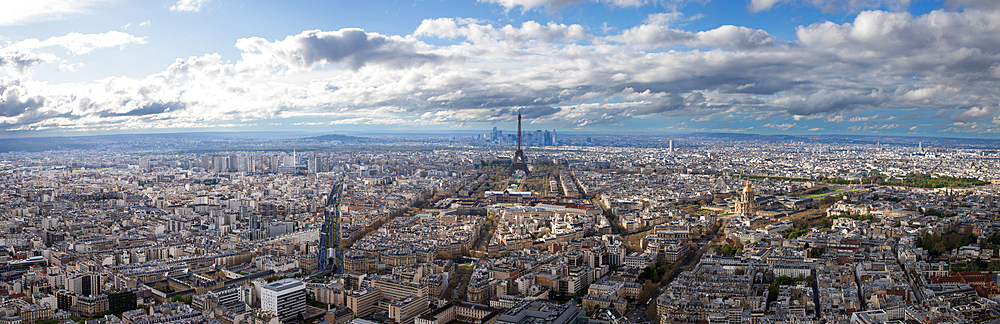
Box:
[766, 284, 779, 307]
[637, 280, 658, 304]
[645, 303, 659, 323]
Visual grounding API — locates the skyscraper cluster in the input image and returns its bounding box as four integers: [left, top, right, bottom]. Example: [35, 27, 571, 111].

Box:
[487, 127, 557, 146]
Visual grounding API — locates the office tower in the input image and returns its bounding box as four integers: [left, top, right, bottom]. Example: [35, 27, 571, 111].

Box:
[208, 286, 244, 311]
[236, 155, 250, 173]
[284, 155, 296, 168]
[308, 156, 329, 174]
[535, 130, 543, 146]
[247, 213, 267, 241]
[669, 140, 674, 153]
[246, 157, 256, 173]
[552, 129, 557, 146]
[212, 155, 228, 173]
[260, 156, 270, 173]
[544, 130, 552, 146]
[201, 154, 212, 170]
[262, 155, 281, 173]
[229, 154, 239, 172]
[70, 274, 101, 297]
[919, 142, 923, 152]
[261, 279, 306, 323]
[271, 155, 281, 172]
[138, 157, 150, 170]
[508, 111, 531, 177]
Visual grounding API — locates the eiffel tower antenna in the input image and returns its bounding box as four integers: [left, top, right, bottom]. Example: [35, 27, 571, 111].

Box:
[517, 111, 522, 151]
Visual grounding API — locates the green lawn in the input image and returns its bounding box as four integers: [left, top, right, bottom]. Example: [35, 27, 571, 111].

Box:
[805, 188, 849, 198]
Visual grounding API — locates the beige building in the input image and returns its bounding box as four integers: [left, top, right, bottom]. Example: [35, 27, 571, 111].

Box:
[74, 295, 108, 318]
[388, 296, 429, 324]
[582, 294, 627, 315]
[346, 288, 381, 318]
[18, 303, 53, 324]
[373, 276, 428, 301]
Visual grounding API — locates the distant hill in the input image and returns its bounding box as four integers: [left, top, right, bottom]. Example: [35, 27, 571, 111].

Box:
[0, 137, 94, 152]
[682, 132, 1000, 149]
[304, 134, 369, 142]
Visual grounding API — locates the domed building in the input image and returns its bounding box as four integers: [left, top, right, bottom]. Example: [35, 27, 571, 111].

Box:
[734, 181, 757, 216]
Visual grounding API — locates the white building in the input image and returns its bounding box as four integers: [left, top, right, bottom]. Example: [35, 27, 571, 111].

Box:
[261, 278, 306, 323]
[624, 252, 652, 268]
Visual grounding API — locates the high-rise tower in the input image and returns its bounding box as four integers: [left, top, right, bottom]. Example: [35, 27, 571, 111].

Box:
[508, 111, 531, 176]
[261, 279, 306, 323]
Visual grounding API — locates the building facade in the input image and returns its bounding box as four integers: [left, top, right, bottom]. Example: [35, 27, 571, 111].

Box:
[260, 279, 306, 323]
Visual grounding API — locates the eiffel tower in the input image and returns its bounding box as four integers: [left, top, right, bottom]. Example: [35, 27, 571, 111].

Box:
[508, 111, 531, 177]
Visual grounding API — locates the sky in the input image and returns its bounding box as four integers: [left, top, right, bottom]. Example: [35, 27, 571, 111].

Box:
[1, 0, 999, 137]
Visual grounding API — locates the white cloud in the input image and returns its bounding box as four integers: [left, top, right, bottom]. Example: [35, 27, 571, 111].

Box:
[56, 62, 85, 72]
[0, 52, 55, 75]
[763, 123, 795, 130]
[479, 0, 550, 11]
[170, 0, 211, 12]
[42, 31, 147, 55]
[4, 4, 1000, 134]
[941, 105, 1000, 123]
[748, 0, 783, 12]
[610, 14, 777, 49]
[848, 114, 879, 122]
[415, 18, 589, 43]
[787, 89, 889, 115]
[849, 123, 899, 131]
[140, 20, 151, 28]
[0, 31, 145, 75]
[946, 0, 1000, 10]
[749, 0, 914, 13]
[236, 28, 452, 71]
[479, 0, 662, 11]
[0, 0, 114, 26]
[4, 31, 147, 55]
[695, 25, 778, 49]
[900, 85, 958, 101]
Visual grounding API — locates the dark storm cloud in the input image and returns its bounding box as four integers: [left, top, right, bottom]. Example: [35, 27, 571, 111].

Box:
[236, 28, 457, 71]
[0, 84, 45, 117]
[0, 52, 48, 75]
[101, 101, 184, 117]
[787, 89, 888, 115]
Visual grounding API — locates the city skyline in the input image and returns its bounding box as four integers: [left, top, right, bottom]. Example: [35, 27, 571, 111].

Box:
[4, 129, 999, 324]
[2, 0, 1000, 137]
